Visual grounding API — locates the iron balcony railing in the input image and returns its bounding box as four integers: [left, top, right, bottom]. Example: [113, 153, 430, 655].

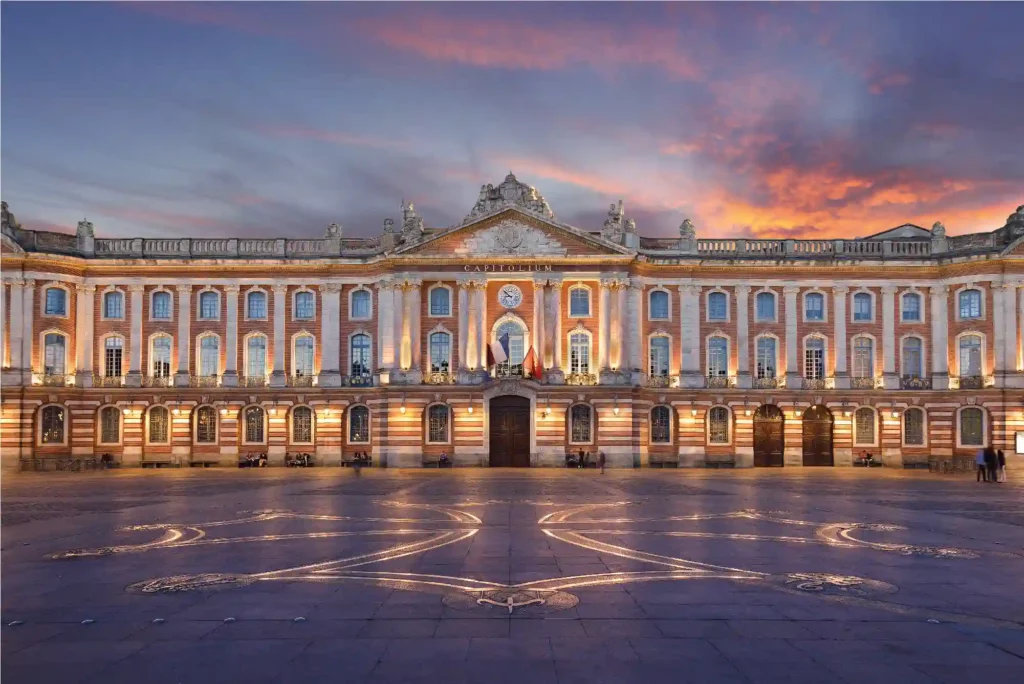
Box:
[423, 371, 457, 385]
[242, 375, 268, 388]
[341, 374, 374, 387]
[142, 375, 173, 387]
[93, 374, 125, 388]
[851, 377, 876, 389]
[901, 375, 929, 390]
[565, 372, 598, 386]
[644, 374, 672, 388]
[752, 376, 778, 389]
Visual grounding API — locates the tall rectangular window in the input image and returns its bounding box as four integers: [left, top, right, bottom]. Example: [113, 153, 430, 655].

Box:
[429, 288, 450, 316]
[570, 333, 590, 374]
[804, 338, 824, 380]
[294, 336, 315, 376]
[44, 333, 66, 375]
[199, 291, 218, 320]
[852, 338, 874, 378]
[959, 290, 982, 319]
[707, 337, 728, 377]
[853, 293, 872, 321]
[428, 405, 449, 443]
[104, 337, 123, 377]
[902, 338, 922, 378]
[45, 288, 67, 316]
[151, 336, 172, 378]
[295, 292, 315, 319]
[707, 292, 727, 321]
[755, 292, 775, 321]
[756, 337, 776, 379]
[246, 336, 266, 379]
[199, 336, 219, 377]
[351, 290, 371, 319]
[569, 288, 590, 317]
[430, 332, 451, 373]
[247, 291, 267, 319]
[650, 291, 670, 320]
[958, 335, 982, 376]
[902, 293, 921, 322]
[804, 293, 824, 321]
[649, 336, 670, 377]
[152, 291, 172, 319]
[104, 292, 123, 319]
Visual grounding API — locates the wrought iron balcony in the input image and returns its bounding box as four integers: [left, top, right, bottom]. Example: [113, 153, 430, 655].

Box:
[644, 374, 672, 388]
[851, 376, 876, 389]
[93, 374, 125, 388]
[704, 375, 734, 389]
[803, 378, 826, 390]
[37, 373, 74, 387]
[242, 375, 268, 388]
[495, 364, 529, 379]
[189, 375, 219, 388]
[958, 375, 983, 390]
[752, 376, 778, 389]
[565, 372, 598, 386]
[342, 374, 374, 387]
[142, 375, 173, 387]
[900, 375, 929, 390]
[423, 371, 456, 385]
[288, 375, 316, 387]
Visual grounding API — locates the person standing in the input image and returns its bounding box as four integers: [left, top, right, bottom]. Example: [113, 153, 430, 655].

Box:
[997, 449, 1007, 483]
[984, 446, 998, 483]
[598, 451, 606, 475]
[976, 448, 988, 482]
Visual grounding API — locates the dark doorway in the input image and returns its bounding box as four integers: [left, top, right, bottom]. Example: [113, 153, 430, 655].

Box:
[753, 404, 785, 467]
[489, 395, 531, 467]
[802, 405, 834, 466]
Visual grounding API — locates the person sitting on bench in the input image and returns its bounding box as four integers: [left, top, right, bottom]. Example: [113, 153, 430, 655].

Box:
[439, 451, 450, 467]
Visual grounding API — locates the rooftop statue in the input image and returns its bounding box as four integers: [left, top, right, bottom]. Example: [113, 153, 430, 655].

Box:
[601, 201, 625, 242]
[465, 172, 554, 222]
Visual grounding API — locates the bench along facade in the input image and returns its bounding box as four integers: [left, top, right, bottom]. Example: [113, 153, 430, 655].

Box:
[2, 173, 1023, 469]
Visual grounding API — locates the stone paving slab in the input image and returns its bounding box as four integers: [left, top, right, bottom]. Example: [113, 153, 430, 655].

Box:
[2, 468, 1023, 683]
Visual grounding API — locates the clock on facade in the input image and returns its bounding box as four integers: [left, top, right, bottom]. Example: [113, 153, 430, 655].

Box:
[498, 284, 523, 309]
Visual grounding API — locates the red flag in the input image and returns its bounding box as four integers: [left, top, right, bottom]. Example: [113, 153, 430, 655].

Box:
[523, 347, 542, 380]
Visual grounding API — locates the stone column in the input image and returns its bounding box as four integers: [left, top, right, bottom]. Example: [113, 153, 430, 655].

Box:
[408, 279, 422, 373]
[75, 284, 96, 386]
[174, 285, 192, 387]
[832, 286, 849, 389]
[679, 284, 702, 388]
[735, 285, 751, 388]
[476, 282, 488, 371]
[464, 281, 479, 371]
[270, 284, 287, 387]
[376, 279, 395, 372]
[458, 279, 470, 371]
[398, 281, 412, 371]
[613, 281, 627, 370]
[550, 280, 563, 377]
[0, 281, 5, 371]
[598, 280, 612, 371]
[628, 280, 643, 380]
[7, 279, 24, 374]
[930, 284, 949, 389]
[318, 283, 342, 387]
[783, 286, 800, 388]
[222, 284, 240, 387]
[21, 279, 35, 382]
[1007, 283, 1022, 380]
[532, 279, 546, 371]
[124, 284, 145, 387]
[881, 285, 898, 389]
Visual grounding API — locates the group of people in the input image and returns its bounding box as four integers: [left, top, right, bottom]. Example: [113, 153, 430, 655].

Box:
[976, 446, 1007, 482]
[239, 453, 268, 468]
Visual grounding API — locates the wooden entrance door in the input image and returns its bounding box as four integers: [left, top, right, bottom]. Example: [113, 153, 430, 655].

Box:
[489, 396, 531, 467]
[753, 404, 785, 467]
[802, 405, 834, 466]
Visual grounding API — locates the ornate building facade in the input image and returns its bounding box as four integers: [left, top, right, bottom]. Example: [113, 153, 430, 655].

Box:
[2, 175, 1023, 470]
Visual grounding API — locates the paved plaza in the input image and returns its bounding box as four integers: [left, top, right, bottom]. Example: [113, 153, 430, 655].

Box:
[2, 468, 1023, 684]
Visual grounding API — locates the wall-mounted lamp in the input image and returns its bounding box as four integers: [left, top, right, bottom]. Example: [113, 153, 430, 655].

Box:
[220, 408, 228, 416]
[890, 402, 899, 419]
[544, 399, 552, 417]
[690, 402, 697, 417]
[842, 401, 851, 418]
[324, 407, 331, 416]
[613, 397, 620, 415]
[467, 405, 474, 414]
[744, 401, 751, 417]
[400, 395, 407, 414]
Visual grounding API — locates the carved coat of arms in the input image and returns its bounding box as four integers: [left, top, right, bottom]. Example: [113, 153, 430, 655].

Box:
[459, 220, 567, 256]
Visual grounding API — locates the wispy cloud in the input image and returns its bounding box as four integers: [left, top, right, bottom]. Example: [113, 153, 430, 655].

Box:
[253, 125, 408, 150]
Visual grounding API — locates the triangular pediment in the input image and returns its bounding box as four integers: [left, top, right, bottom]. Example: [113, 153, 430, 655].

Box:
[394, 207, 634, 259]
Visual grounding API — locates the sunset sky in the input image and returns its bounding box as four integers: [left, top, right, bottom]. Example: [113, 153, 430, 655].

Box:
[2, 1, 1022, 240]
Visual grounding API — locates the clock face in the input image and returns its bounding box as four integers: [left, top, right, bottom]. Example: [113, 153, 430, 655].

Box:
[498, 284, 523, 309]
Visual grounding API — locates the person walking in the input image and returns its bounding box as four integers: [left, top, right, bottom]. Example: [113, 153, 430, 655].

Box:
[997, 449, 1007, 483]
[976, 448, 988, 482]
[984, 446, 998, 483]
[598, 451, 606, 475]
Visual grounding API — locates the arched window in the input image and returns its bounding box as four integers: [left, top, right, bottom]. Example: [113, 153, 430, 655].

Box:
[247, 291, 267, 319]
[707, 336, 728, 378]
[569, 332, 590, 375]
[103, 291, 124, 319]
[958, 407, 985, 447]
[570, 404, 593, 444]
[148, 406, 170, 444]
[152, 291, 172, 320]
[707, 291, 727, 321]
[429, 332, 451, 373]
[756, 337, 777, 379]
[99, 406, 121, 444]
[244, 406, 266, 444]
[292, 406, 314, 444]
[901, 292, 921, 322]
[349, 405, 370, 444]
[44, 287, 67, 316]
[294, 291, 315, 320]
[853, 292, 872, 321]
[350, 333, 371, 376]
[804, 292, 824, 321]
[350, 289, 371, 320]
[496, 320, 526, 375]
[958, 334, 982, 377]
[854, 407, 876, 447]
[903, 408, 925, 446]
[199, 335, 219, 377]
[104, 336, 124, 377]
[195, 406, 218, 444]
[804, 337, 825, 380]
[852, 337, 874, 379]
[40, 405, 65, 444]
[902, 337, 923, 379]
[649, 336, 670, 377]
[151, 335, 172, 378]
[246, 335, 267, 380]
[43, 332, 67, 376]
[708, 406, 730, 444]
[429, 286, 451, 316]
[294, 335, 315, 377]
[650, 406, 672, 443]
[958, 289, 982, 320]
[427, 404, 450, 444]
[569, 287, 590, 317]
[198, 291, 219, 320]
[649, 290, 670, 320]
[755, 291, 776, 321]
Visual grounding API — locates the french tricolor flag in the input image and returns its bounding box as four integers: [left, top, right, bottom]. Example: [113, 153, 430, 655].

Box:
[487, 333, 510, 366]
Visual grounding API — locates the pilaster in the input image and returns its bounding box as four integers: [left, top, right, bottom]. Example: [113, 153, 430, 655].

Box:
[318, 283, 342, 387]
[783, 286, 800, 389]
[833, 286, 849, 389]
[533, 278, 546, 377]
[881, 285, 898, 389]
[74, 283, 95, 386]
[4, 278, 25, 385]
[627, 280, 644, 383]
[598, 279, 612, 371]
[174, 285, 192, 387]
[222, 283, 240, 387]
[270, 284, 288, 387]
[548, 279, 564, 383]
[1001, 283, 1022, 387]
[21, 279, 35, 382]
[930, 284, 950, 389]
[125, 283, 145, 387]
[735, 285, 751, 388]
[679, 284, 702, 388]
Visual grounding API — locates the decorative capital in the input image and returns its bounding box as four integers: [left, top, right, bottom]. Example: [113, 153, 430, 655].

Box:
[783, 286, 800, 296]
[128, 283, 146, 293]
[223, 283, 241, 294]
[22, 277, 36, 288]
[533, 278, 548, 290]
[678, 283, 700, 296]
[832, 285, 849, 295]
[76, 283, 96, 294]
[272, 284, 290, 295]
[931, 284, 949, 296]
[1000, 282, 1019, 292]
[177, 284, 193, 294]
[735, 285, 751, 295]
[548, 280, 564, 291]
[5, 277, 26, 287]
[881, 285, 898, 296]
[628, 280, 644, 292]
[375, 278, 393, 291]
[321, 282, 343, 294]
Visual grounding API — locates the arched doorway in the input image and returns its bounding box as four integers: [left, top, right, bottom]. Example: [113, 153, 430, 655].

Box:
[489, 395, 531, 467]
[802, 405, 834, 466]
[753, 404, 785, 467]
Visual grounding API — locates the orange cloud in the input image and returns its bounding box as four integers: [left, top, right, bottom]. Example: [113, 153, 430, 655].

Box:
[353, 15, 701, 79]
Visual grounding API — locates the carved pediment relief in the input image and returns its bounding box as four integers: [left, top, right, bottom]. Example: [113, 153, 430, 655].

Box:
[457, 220, 568, 257]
